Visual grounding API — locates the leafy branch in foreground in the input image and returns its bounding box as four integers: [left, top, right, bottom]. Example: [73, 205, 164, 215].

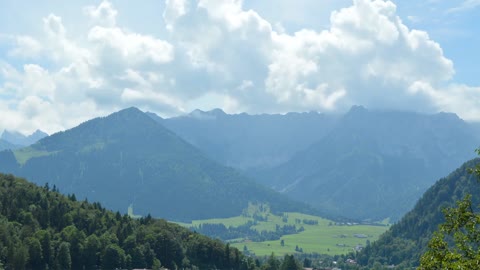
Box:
[419, 149, 480, 269]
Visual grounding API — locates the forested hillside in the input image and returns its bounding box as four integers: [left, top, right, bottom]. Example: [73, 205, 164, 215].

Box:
[0, 173, 250, 270]
[0, 108, 312, 222]
[356, 158, 480, 268]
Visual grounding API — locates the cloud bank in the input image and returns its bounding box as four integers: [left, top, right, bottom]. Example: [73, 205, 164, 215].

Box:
[0, 0, 479, 134]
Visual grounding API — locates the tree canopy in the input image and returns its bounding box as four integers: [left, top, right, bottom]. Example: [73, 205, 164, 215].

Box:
[419, 150, 480, 269]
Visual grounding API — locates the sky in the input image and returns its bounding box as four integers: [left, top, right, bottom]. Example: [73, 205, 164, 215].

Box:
[0, 0, 479, 134]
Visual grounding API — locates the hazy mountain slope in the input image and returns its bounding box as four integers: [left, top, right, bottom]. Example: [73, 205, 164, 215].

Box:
[260, 106, 479, 221]
[1, 129, 48, 146]
[0, 139, 20, 151]
[357, 158, 480, 268]
[156, 109, 338, 171]
[0, 108, 310, 222]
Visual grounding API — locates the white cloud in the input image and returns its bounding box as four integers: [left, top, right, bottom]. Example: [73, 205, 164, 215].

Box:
[265, 0, 456, 112]
[0, 0, 480, 134]
[7, 36, 43, 59]
[43, 14, 66, 37]
[22, 64, 56, 100]
[121, 87, 185, 113]
[447, 0, 480, 13]
[84, 0, 118, 27]
[163, 0, 189, 31]
[88, 26, 174, 65]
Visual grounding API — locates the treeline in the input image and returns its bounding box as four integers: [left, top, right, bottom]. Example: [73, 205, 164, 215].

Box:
[0, 173, 255, 270]
[192, 222, 302, 242]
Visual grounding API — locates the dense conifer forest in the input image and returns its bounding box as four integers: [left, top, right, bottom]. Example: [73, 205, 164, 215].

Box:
[0, 173, 249, 269]
[0, 173, 310, 270]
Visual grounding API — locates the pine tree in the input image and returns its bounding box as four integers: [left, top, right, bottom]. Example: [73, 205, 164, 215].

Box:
[57, 242, 72, 270]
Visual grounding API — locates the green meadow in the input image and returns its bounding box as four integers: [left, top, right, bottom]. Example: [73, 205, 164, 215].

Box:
[178, 206, 389, 257]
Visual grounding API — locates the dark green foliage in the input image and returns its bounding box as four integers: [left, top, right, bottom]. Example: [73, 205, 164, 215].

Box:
[357, 158, 480, 268]
[0, 107, 311, 222]
[0, 173, 250, 269]
[419, 195, 480, 269]
[280, 254, 302, 270]
[419, 154, 480, 269]
[56, 242, 71, 270]
[102, 244, 125, 270]
[192, 222, 301, 242]
[264, 253, 280, 270]
[26, 237, 43, 269]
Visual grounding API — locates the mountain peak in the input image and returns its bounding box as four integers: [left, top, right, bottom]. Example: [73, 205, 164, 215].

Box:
[103, 107, 154, 125]
[113, 106, 144, 116]
[30, 129, 48, 140]
[1, 129, 48, 146]
[188, 108, 226, 120]
[208, 108, 226, 115]
[36, 107, 164, 152]
[435, 111, 461, 121]
[347, 105, 368, 114]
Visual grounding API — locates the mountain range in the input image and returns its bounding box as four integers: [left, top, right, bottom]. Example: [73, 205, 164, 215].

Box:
[259, 106, 479, 221]
[1, 129, 48, 146]
[0, 139, 20, 152]
[1, 106, 477, 224]
[155, 108, 338, 171]
[1, 105, 479, 267]
[160, 106, 480, 221]
[0, 107, 310, 222]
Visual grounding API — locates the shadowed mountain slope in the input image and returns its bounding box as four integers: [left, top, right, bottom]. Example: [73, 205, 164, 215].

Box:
[0, 107, 311, 222]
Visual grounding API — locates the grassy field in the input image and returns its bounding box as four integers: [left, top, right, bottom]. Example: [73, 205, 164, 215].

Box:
[13, 147, 56, 165]
[233, 219, 387, 256]
[179, 207, 389, 257]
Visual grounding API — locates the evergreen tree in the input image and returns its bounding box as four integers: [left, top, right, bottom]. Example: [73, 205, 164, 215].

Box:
[57, 242, 72, 270]
[225, 243, 231, 268]
[26, 237, 43, 269]
[12, 244, 28, 270]
[83, 234, 100, 269]
[131, 246, 146, 268]
[280, 254, 302, 270]
[102, 244, 126, 270]
[264, 253, 280, 270]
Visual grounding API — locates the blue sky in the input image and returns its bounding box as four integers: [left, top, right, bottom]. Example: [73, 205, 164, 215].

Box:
[0, 0, 479, 134]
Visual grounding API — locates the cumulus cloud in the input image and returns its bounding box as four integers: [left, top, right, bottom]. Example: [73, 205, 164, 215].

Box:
[265, 0, 457, 112]
[0, 0, 479, 134]
[7, 36, 43, 59]
[88, 26, 174, 65]
[84, 0, 118, 27]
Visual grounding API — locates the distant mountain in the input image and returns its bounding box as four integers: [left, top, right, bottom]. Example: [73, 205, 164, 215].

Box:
[1, 129, 48, 146]
[154, 109, 338, 171]
[0, 107, 311, 222]
[258, 106, 479, 221]
[0, 139, 20, 151]
[357, 158, 480, 268]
